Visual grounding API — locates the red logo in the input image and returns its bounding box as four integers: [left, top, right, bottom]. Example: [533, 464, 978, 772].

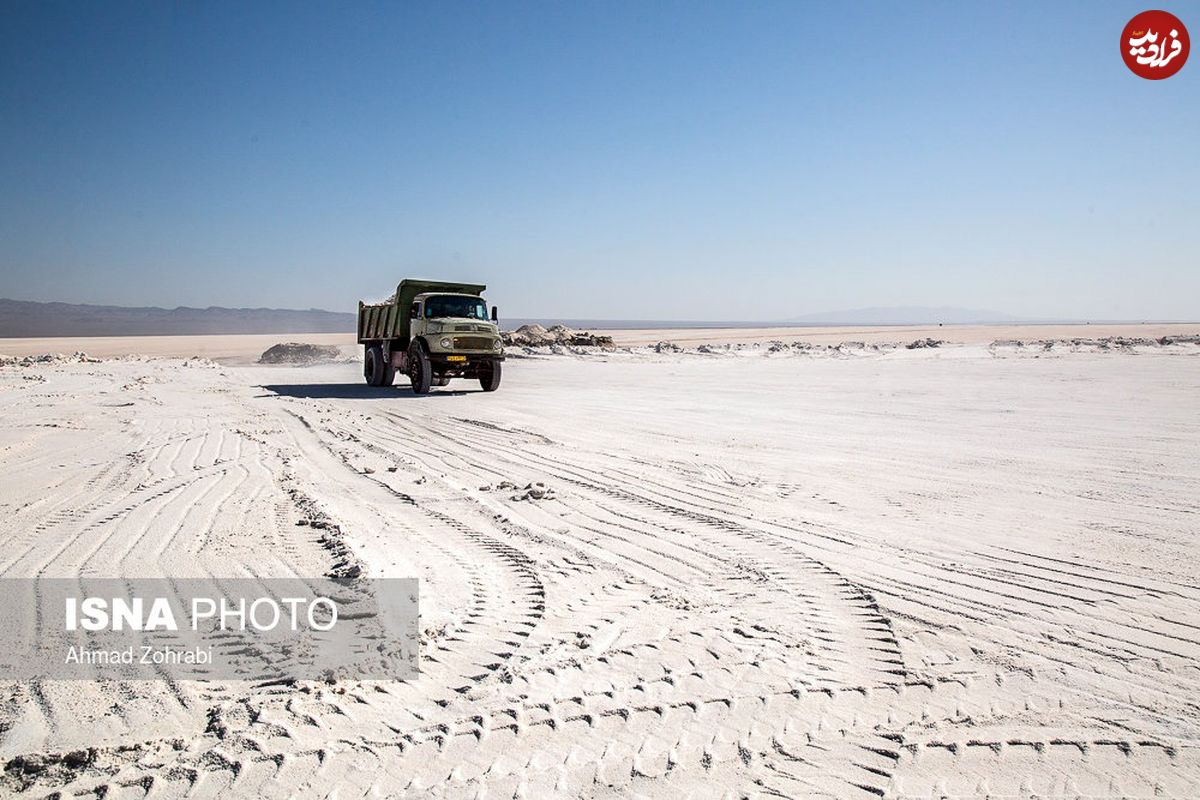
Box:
[1122, 10, 1189, 79]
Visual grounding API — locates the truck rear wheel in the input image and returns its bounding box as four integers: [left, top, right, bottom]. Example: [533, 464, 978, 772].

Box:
[408, 343, 432, 394]
[364, 345, 393, 387]
[478, 361, 502, 392]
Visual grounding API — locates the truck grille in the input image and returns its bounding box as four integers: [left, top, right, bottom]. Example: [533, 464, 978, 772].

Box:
[453, 336, 492, 350]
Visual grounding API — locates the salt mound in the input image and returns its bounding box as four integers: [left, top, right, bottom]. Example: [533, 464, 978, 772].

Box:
[259, 342, 343, 364]
[504, 324, 613, 348]
[508, 324, 552, 345]
[0, 351, 100, 367]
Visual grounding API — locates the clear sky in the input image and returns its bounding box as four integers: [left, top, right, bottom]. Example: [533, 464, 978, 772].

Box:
[1, 1, 1197, 321]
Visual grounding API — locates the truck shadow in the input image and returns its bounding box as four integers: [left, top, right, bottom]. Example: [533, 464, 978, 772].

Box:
[258, 384, 473, 399]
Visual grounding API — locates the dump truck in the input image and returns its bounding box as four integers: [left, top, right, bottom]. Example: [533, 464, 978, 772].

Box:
[357, 280, 504, 394]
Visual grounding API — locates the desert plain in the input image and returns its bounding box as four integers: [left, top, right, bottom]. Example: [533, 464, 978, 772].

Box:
[0, 323, 1198, 798]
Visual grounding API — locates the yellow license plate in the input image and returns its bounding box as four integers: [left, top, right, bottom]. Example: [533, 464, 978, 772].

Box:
[446, 355, 467, 362]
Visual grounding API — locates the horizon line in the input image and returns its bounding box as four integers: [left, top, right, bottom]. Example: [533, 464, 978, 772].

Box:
[1, 297, 1197, 327]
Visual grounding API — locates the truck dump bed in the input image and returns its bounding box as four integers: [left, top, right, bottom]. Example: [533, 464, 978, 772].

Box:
[358, 279, 486, 344]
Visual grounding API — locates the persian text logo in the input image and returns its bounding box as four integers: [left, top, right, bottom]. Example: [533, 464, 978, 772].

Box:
[1121, 10, 1190, 79]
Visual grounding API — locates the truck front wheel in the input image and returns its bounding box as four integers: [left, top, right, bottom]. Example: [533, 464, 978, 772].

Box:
[408, 343, 432, 394]
[478, 361, 502, 392]
[364, 345, 393, 387]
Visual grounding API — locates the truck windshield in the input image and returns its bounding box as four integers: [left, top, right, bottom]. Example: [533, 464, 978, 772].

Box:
[423, 295, 489, 320]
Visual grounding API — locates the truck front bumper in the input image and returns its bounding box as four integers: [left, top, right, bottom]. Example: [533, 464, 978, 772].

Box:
[429, 352, 505, 372]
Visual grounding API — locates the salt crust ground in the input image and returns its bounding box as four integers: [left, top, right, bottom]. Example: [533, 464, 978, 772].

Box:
[0, 334, 1197, 798]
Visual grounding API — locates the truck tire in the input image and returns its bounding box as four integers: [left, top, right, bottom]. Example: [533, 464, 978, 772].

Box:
[364, 345, 392, 387]
[478, 361, 502, 392]
[407, 342, 432, 394]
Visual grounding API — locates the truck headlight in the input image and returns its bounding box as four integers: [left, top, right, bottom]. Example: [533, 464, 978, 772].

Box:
[493, 339, 502, 350]
[440, 338, 452, 349]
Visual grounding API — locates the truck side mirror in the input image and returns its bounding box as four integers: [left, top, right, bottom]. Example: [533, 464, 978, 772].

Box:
[491, 306, 498, 322]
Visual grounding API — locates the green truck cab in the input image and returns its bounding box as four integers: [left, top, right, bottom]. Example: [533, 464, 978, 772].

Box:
[358, 279, 504, 393]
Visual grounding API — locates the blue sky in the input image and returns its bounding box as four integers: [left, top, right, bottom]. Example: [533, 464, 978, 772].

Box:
[1, 1, 1197, 320]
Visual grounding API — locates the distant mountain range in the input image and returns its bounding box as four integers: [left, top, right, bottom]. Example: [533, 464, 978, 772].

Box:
[0, 298, 1129, 338]
[0, 298, 356, 337]
[789, 306, 1022, 325]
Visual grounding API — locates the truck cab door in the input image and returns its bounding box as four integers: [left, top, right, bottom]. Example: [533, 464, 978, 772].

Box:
[408, 301, 425, 341]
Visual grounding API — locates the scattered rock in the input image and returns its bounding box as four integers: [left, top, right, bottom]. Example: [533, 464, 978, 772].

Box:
[286, 486, 365, 579]
[565, 332, 614, 347]
[205, 702, 251, 740]
[985, 335, 1200, 354]
[6, 754, 47, 775]
[4, 747, 95, 779]
[905, 338, 944, 349]
[512, 482, 555, 501]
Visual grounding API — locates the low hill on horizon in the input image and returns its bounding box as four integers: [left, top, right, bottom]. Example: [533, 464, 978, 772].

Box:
[0, 298, 356, 337]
